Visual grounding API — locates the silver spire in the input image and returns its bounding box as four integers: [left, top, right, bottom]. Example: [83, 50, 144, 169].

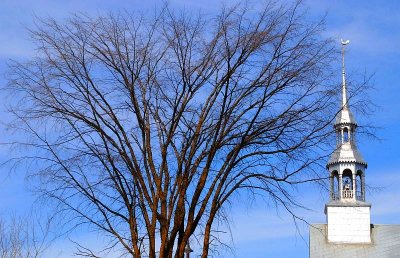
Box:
[341, 39, 350, 109]
[334, 39, 356, 126]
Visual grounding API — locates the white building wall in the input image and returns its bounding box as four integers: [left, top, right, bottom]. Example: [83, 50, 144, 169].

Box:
[327, 206, 371, 243]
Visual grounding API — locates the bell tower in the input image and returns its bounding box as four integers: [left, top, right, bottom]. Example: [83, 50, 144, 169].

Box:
[325, 39, 371, 244]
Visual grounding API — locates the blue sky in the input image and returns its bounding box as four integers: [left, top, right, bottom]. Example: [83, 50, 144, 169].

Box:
[0, 0, 399, 257]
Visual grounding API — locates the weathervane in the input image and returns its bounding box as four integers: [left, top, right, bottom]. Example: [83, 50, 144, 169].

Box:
[340, 39, 350, 108]
[341, 39, 350, 45]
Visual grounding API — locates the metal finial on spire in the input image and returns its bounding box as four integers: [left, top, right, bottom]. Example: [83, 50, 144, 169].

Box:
[341, 39, 350, 109]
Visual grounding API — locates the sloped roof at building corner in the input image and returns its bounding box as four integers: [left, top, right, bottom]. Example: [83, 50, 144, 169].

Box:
[310, 224, 400, 258]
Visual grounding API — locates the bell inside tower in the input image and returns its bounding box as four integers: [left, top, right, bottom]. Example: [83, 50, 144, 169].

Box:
[342, 169, 353, 198]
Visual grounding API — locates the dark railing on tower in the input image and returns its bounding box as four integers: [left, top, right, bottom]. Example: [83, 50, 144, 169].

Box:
[331, 191, 364, 200]
[342, 189, 353, 198]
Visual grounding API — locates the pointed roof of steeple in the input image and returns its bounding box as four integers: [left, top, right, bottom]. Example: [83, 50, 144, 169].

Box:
[328, 40, 367, 167]
[334, 39, 357, 126]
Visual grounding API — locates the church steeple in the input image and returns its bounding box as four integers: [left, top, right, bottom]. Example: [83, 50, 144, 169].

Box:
[325, 40, 371, 244]
[327, 39, 367, 202]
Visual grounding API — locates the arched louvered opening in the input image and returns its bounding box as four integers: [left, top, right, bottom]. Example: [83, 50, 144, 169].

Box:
[356, 170, 364, 201]
[343, 127, 350, 143]
[336, 129, 341, 145]
[331, 170, 339, 200]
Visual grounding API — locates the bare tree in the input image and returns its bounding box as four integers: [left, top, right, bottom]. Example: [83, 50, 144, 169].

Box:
[6, 1, 341, 257]
[0, 213, 54, 258]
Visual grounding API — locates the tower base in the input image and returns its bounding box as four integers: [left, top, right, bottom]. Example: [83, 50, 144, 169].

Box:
[325, 201, 371, 243]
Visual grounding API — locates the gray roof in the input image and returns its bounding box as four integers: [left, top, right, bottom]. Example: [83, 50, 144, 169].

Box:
[310, 224, 400, 258]
[335, 107, 357, 126]
[327, 142, 367, 166]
